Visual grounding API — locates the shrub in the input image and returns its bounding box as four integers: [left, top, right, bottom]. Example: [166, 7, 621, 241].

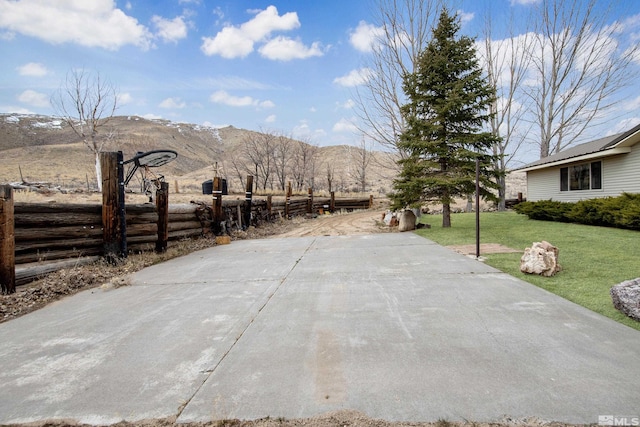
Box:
[513, 200, 573, 222]
[515, 193, 640, 230]
[567, 198, 611, 227]
[614, 193, 640, 230]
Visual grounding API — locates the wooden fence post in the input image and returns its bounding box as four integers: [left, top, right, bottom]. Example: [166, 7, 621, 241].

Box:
[307, 187, 313, 214]
[156, 181, 169, 253]
[101, 151, 126, 262]
[0, 185, 15, 294]
[267, 195, 272, 218]
[212, 177, 223, 234]
[285, 182, 292, 218]
[244, 176, 253, 229]
[330, 191, 335, 213]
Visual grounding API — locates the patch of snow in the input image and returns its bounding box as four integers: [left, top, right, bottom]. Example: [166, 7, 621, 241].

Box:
[31, 120, 62, 129]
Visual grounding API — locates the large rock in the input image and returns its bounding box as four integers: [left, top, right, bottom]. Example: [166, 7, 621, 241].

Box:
[520, 241, 561, 277]
[398, 209, 416, 232]
[610, 278, 640, 321]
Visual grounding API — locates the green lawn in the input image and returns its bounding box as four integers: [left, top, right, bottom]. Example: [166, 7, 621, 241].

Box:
[416, 211, 640, 331]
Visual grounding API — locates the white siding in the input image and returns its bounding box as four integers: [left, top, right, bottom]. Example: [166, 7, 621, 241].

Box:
[527, 143, 640, 202]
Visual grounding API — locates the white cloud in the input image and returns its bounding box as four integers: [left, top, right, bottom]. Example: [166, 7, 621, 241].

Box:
[200, 76, 273, 91]
[0, 0, 153, 50]
[201, 27, 254, 58]
[142, 113, 164, 120]
[159, 97, 186, 109]
[201, 5, 300, 58]
[119, 92, 133, 105]
[333, 68, 373, 87]
[17, 62, 48, 77]
[623, 95, 640, 111]
[457, 10, 474, 26]
[18, 89, 49, 107]
[349, 21, 384, 53]
[265, 114, 276, 123]
[620, 13, 640, 36]
[293, 120, 326, 140]
[202, 120, 229, 128]
[510, 0, 541, 5]
[2, 105, 33, 114]
[152, 15, 188, 44]
[258, 36, 323, 61]
[210, 90, 274, 108]
[340, 99, 355, 109]
[211, 7, 225, 25]
[332, 117, 358, 133]
[243, 5, 299, 39]
[607, 117, 640, 135]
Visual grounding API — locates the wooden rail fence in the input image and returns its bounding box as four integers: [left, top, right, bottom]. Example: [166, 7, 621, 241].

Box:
[0, 152, 373, 293]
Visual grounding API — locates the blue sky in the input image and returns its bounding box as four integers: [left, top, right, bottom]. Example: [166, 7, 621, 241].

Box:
[2, 0, 640, 165]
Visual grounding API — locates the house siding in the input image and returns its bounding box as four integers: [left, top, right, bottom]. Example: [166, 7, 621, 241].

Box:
[527, 143, 640, 202]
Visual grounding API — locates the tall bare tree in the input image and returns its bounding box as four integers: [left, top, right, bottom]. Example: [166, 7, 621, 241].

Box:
[326, 162, 335, 193]
[242, 131, 276, 191]
[273, 133, 293, 191]
[349, 138, 373, 192]
[480, 15, 533, 210]
[526, 0, 639, 158]
[353, 0, 443, 167]
[52, 69, 118, 192]
[291, 138, 318, 191]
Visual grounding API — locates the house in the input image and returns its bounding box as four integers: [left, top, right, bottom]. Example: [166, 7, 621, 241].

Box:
[518, 123, 640, 202]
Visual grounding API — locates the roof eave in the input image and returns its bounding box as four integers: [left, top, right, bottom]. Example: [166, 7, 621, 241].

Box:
[519, 147, 632, 172]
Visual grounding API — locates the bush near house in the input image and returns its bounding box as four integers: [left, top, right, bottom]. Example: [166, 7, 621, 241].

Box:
[513, 193, 640, 230]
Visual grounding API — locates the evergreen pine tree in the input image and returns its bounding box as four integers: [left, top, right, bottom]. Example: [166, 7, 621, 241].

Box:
[391, 8, 501, 227]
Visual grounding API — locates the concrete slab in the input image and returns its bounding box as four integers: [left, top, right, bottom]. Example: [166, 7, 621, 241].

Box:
[0, 278, 282, 423]
[177, 235, 640, 424]
[0, 233, 639, 425]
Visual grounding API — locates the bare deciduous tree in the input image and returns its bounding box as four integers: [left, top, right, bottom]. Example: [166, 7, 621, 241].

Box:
[526, 0, 639, 158]
[326, 162, 334, 193]
[349, 138, 373, 193]
[227, 153, 247, 190]
[353, 0, 443, 167]
[480, 15, 533, 210]
[242, 130, 275, 191]
[52, 69, 118, 192]
[273, 133, 293, 191]
[291, 138, 318, 191]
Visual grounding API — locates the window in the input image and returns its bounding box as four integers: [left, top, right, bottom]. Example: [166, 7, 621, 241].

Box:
[560, 161, 602, 191]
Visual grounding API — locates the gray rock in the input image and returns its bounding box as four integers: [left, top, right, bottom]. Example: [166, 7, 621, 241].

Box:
[398, 209, 417, 232]
[610, 278, 640, 321]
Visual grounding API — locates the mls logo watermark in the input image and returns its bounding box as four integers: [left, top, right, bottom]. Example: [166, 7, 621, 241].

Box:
[599, 416, 640, 426]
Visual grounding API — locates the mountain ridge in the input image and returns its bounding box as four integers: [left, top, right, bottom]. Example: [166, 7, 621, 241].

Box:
[0, 113, 395, 195]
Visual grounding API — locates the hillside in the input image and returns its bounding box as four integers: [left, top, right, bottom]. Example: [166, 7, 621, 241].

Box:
[0, 113, 525, 198]
[0, 114, 396, 195]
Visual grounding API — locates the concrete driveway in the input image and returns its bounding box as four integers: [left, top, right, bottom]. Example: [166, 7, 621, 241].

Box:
[0, 233, 639, 425]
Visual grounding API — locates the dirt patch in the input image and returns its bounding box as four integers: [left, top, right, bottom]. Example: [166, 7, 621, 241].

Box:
[273, 209, 391, 238]
[2, 410, 576, 427]
[447, 243, 521, 256]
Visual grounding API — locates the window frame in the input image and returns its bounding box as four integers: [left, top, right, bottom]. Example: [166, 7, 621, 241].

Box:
[560, 160, 602, 192]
